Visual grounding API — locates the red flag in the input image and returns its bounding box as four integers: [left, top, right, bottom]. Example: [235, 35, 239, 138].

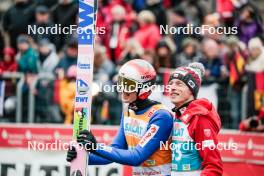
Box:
[229, 52, 245, 86]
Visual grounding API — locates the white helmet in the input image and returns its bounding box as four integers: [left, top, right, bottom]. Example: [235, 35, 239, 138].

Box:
[117, 59, 156, 99]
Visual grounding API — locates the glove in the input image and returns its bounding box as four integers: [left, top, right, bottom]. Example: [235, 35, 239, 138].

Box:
[66, 145, 77, 162]
[77, 130, 97, 152]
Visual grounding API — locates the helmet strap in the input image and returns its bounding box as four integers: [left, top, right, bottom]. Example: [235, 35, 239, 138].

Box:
[138, 91, 151, 100]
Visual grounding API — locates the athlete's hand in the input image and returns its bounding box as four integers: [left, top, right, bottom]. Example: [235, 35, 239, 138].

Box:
[77, 130, 97, 152]
[66, 145, 77, 162]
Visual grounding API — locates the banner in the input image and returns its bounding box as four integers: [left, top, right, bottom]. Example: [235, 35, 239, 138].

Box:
[0, 124, 264, 176]
[219, 130, 264, 164]
[0, 124, 131, 176]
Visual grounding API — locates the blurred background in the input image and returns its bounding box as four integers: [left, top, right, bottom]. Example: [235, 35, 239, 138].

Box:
[0, 0, 264, 176]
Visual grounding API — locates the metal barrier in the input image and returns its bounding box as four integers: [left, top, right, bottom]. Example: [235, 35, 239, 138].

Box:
[241, 85, 248, 120]
[28, 73, 55, 123]
[0, 72, 25, 122]
[0, 69, 249, 128]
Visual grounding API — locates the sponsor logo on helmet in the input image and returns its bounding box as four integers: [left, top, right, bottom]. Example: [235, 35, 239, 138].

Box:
[141, 75, 152, 79]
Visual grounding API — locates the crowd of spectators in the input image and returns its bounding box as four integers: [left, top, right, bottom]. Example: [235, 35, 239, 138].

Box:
[0, 0, 264, 131]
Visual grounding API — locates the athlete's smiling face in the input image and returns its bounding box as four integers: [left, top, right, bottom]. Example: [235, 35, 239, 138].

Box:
[121, 91, 137, 103]
[168, 79, 194, 107]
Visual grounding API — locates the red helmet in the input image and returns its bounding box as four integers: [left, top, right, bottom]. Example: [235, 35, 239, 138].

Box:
[117, 59, 156, 99]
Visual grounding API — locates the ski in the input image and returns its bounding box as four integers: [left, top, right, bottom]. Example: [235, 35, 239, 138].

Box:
[70, 0, 97, 175]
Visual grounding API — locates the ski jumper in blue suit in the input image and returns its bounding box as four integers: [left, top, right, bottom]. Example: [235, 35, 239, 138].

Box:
[89, 101, 173, 176]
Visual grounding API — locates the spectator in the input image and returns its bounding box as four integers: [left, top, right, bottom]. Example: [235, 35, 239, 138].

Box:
[224, 36, 247, 86]
[200, 38, 225, 80]
[55, 39, 78, 79]
[154, 40, 175, 69]
[169, 7, 188, 53]
[0, 31, 4, 58]
[0, 47, 17, 74]
[38, 39, 59, 74]
[59, 65, 76, 124]
[105, 5, 129, 63]
[216, 0, 235, 27]
[94, 44, 115, 85]
[245, 37, 264, 118]
[16, 35, 39, 74]
[0, 0, 13, 17]
[239, 115, 264, 132]
[52, 0, 78, 51]
[245, 37, 264, 72]
[134, 10, 161, 50]
[224, 36, 247, 129]
[16, 34, 39, 122]
[132, 0, 145, 12]
[35, 39, 61, 123]
[118, 38, 144, 66]
[33, 0, 59, 8]
[30, 5, 58, 47]
[95, 0, 134, 35]
[153, 40, 176, 97]
[177, 38, 201, 67]
[53, 38, 77, 124]
[2, 0, 35, 49]
[145, 0, 167, 28]
[0, 47, 17, 121]
[235, 3, 263, 44]
[92, 45, 121, 125]
[141, 49, 155, 65]
[179, 0, 205, 27]
[202, 13, 223, 41]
